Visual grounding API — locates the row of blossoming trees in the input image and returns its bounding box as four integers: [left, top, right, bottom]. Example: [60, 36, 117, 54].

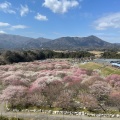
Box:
[0, 59, 120, 112]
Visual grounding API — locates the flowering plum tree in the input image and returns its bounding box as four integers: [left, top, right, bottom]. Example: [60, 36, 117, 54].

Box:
[0, 85, 27, 108]
[41, 81, 63, 108]
[54, 90, 74, 110]
[108, 91, 120, 111]
[78, 93, 98, 110]
[106, 74, 120, 90]
[89, 81, 111, 111]
[27, 92, 46, 107]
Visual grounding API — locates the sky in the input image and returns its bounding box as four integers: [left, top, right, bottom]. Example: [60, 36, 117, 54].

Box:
[0, 0, 120, 43]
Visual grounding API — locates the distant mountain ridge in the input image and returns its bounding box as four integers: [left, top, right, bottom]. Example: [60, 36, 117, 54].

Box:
[0, 34, 119, 50]
[43, 35, 113, 50]
[0, 34, 51, 50]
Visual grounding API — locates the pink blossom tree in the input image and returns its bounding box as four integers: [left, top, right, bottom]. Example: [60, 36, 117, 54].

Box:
[108, 91, 120, 111]
[54, 90, 74, 110]
[27, 92, 46, 107]
[0, 85, 27, 108]
[89, 81, 112, 112]
[106, 74, 120, 90]
[78, 93, 98, 110]
[41, 81, 63, 108]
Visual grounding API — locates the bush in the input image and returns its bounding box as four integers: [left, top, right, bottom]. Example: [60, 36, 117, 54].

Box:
[0, 116, 8, 120]
[0, 116, 24, 120]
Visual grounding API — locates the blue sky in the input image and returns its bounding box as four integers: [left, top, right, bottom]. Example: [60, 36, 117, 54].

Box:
[0, 0, 120, 43]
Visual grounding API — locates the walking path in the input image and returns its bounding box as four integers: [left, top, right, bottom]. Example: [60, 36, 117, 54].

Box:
[0, 103, 120, 120]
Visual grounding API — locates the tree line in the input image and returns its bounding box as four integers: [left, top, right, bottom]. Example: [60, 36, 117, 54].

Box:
[101, 51, 120, 59]
[0, 50, 94, 65]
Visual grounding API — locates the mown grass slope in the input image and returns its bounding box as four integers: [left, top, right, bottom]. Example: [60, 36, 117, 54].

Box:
[79, 62, 120, 76]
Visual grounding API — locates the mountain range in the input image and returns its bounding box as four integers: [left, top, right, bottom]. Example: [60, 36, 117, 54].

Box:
[0, 34, 119, 50]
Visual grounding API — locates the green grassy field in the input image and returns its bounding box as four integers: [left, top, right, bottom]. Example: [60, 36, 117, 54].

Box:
[79, 62, 120, 76]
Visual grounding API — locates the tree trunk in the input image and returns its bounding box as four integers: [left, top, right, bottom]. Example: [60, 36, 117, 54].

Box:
[98, 104, 106, 112]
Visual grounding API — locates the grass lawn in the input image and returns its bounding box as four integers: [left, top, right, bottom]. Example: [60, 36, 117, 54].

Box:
[79, 62, 120, 76]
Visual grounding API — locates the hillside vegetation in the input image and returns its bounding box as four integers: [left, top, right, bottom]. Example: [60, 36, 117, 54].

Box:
[0, 59, 120, 113]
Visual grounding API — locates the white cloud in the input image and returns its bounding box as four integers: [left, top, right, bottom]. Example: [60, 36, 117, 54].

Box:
[0, 22, 10, 27]
[0, 21, 28, 31]
[35, 13, 48, 21]
[94, 12, 120, 30]
[11, 25, 28, 30]
[0, 1, 16, 14]
[43, 0, 79, 14]
[0, 30, 6, 34]
[20, 5, 29, 16]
